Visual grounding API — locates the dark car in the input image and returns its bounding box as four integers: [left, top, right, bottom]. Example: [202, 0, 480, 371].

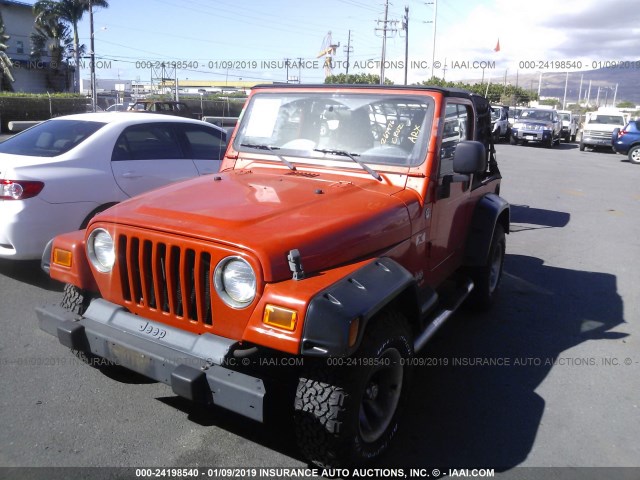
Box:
[510, 108, 562, 148]
[128, 100, 194, 118]
[612, 120, 640, 164]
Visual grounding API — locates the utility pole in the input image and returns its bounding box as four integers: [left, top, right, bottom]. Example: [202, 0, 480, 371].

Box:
[429, 0, 438, 79]
[343, 30, 353, 76]
[402, 6, 409, 85]
[298, 57, 304, 84]
[174, 68, 179, 102]
[89, 0, 97, 112]
[578, 74, 583, 106]
[562, 71, 568, 109]
[375, 0, 397, 84]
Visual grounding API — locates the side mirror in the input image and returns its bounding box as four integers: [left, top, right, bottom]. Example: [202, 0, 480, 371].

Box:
[453, 140, 487, 174]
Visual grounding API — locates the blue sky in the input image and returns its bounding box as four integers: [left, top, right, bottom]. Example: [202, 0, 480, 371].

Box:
[26, 0, 640, 85]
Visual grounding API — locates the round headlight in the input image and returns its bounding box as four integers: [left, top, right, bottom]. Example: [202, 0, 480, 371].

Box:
[87, 228, 115, 273]
[214, 256, 256, 308]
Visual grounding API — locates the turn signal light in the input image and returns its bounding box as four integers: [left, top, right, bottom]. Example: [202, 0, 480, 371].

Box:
[263, 305, 297, 331]
[53, 248, 72, 267]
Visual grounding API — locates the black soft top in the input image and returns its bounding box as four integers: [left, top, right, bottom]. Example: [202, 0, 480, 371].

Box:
[251, 83, 482, 100]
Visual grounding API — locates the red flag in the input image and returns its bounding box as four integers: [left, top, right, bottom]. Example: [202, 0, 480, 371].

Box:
[494, 39, 501, 52]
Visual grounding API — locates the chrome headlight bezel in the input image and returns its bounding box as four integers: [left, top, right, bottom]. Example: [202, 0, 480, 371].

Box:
[214, 256, 257, 309]
[86, 228, 115, 273]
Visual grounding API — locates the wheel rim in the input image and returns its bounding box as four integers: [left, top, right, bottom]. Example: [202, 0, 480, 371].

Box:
[488, 242, 503, 293]
[358, 348, 403, 443]
[631, 149, 640, 162]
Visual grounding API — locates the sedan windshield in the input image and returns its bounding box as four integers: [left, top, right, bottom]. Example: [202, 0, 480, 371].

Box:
[234, 92, 433, 167]
[0, 119, 106, 157]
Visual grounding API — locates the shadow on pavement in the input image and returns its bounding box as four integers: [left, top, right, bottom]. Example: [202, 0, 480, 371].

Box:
[383, 253, 626, 470]
[0, 259, 63, 292]
[510, 204, 571, 232]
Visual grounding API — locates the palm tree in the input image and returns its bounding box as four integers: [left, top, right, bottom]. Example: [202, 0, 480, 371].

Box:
[33, 0, 109, 92]
[31, 13, 74, 91]
[0, 11, 15, 91]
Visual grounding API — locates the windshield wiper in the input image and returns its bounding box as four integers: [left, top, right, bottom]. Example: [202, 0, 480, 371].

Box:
[313, 148, 382, 181]
[240, 143, 296, 171]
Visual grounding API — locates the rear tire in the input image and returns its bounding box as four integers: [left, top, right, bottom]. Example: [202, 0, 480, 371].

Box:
[468, 224, 506, 311]
[628, 145, 640, 165]
[579, 141, 585, 151]
[294, 311, 413, 467]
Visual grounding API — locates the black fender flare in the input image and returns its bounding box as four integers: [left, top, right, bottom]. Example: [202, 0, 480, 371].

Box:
[300, 258, 417, 357]
[464, 193, 510, 267]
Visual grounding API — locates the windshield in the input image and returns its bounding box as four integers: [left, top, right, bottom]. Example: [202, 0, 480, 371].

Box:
[0, 119, 106, 157]
[588, 115, 625, 125]
[559, 113, 571, 122]
[234, 92, 434, 168]
[520, 110, 553, 122]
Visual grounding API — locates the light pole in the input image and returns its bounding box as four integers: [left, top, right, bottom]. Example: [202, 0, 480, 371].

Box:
[89, 0, 97, 112]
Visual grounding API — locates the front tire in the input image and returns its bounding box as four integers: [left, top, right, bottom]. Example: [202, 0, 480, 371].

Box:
[294, 311, 413, 467]
[61, 283, 93, 315]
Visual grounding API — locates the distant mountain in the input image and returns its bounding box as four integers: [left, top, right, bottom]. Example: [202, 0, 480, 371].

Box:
[477, 63, 639, 106]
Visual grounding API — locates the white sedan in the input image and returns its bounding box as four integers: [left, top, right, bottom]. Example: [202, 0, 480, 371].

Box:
[0, 112, 228, 260]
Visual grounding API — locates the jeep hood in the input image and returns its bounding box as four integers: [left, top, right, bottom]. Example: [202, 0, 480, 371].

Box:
[97, 169, 413, 281]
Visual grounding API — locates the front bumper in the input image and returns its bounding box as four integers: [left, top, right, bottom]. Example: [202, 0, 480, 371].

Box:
[36, 299, 265, 422]
[583, 136, 614, 147]
[612, 140, 630, 155]
[511, 128, 552, 143]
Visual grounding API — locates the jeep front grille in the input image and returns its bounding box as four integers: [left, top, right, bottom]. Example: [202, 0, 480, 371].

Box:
[117, 234, 213, 326]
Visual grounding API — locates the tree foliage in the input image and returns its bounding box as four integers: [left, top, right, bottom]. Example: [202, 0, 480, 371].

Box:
[616, 101, 636, 109]
[33, 0, 109, 91]
[0, 12, 15, 91]
[324, 73, 394, 85]
[417, 76, 538, 105]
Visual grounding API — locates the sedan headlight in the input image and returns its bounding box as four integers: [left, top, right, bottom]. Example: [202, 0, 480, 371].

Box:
[87, 228, 115, 273]
[214, 256, 256, 308]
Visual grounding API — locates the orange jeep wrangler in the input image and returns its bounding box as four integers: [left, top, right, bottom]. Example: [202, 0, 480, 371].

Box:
[38, 84, 509, 467]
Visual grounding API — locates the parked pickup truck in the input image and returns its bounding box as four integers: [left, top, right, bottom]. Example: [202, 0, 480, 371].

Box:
[37, 84, 509, 467]
[580, 109, 627, 151]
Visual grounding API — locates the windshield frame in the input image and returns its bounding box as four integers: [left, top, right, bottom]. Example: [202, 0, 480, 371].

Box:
[233, 91, 435, 170]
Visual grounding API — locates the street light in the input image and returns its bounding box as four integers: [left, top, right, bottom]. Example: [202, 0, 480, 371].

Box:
[89, 0, 96, 112]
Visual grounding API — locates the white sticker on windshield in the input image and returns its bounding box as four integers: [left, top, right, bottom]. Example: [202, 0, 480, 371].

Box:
[245, 98, 282, 138]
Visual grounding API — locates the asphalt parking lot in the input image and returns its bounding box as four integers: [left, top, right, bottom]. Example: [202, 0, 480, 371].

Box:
[1, 141, 639, 479]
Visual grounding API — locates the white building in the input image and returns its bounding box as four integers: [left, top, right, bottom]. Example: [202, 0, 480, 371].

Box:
[1, 0, 73, 92]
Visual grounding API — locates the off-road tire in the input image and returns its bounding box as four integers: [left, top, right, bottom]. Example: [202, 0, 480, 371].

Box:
[468, 223, 506, 311]
[294, 311, 413, 467]
[61, 283, 93, 315]
[628, 145, 640, 165]
[60, 284, 110, 366]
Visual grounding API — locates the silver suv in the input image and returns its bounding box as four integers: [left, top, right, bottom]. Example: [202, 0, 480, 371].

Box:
[510, 108, 562, 148]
